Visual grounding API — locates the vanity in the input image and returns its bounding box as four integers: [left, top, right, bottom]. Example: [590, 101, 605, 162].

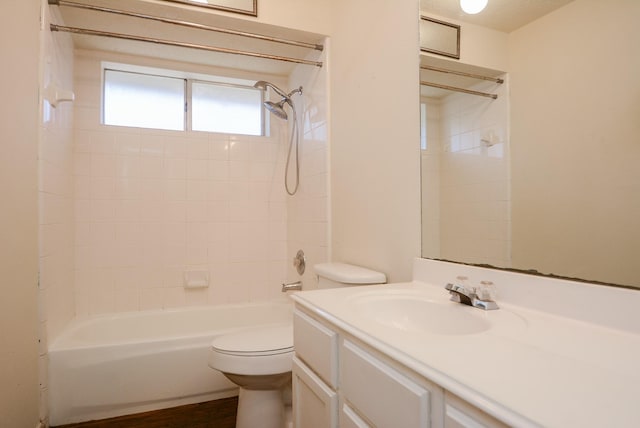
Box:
[290, 258, 640, 428]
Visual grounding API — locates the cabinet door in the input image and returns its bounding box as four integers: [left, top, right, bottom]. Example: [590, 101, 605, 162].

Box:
[292, 356, 337, 428]
[340, 403, 372, 428]
[444, 392, 508, 428]
[342, 339, 435, 428]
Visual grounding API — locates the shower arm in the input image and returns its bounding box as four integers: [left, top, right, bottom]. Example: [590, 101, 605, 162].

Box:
[281, 87, 303, 107]
[254, 81, 302, 105]
[287, 87, 303, 98]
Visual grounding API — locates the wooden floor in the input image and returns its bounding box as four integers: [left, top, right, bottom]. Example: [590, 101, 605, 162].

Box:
[52, 397, 238, 428]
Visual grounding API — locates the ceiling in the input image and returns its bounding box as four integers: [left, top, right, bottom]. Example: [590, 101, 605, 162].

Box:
[420, 0, 575, 33]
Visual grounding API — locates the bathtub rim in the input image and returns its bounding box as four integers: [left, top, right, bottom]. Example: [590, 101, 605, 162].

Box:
[49, 298, 293, 352]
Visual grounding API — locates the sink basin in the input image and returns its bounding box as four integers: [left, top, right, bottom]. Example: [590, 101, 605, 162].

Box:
[351, 293, 491, 335]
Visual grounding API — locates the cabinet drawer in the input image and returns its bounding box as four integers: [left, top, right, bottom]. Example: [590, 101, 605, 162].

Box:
[292, 356, 338, 428]
[340, 403, 372, 428]
[342, 339, 431, 428]
[293, 309, 338, 388]
[444, 392, 508, 428]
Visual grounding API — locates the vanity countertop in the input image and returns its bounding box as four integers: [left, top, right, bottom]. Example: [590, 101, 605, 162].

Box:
[292, 281, 640, 428]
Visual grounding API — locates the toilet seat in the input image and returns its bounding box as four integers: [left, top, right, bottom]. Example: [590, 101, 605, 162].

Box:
[209, 324, 294, 376]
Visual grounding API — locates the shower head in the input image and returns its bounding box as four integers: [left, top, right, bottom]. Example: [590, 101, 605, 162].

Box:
[264, 100, 288, 120]
[253, 80, 288, 99]
[253, 80, 303, 120]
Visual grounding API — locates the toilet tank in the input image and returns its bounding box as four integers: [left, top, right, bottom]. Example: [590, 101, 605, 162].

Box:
[314, 263, 386, 289]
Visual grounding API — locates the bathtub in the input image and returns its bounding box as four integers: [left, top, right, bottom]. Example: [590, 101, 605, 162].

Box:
[48, 299, 293, 426]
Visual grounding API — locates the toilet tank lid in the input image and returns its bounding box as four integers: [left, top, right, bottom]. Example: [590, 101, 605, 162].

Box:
[314, 263, 386, 284]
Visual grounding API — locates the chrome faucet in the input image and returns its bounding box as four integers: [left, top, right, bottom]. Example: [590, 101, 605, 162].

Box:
[282, 281, 303, 292]
[445, 281, 499, 310]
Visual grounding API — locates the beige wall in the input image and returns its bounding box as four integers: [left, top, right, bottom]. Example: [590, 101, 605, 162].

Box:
[328, 0, 422, 282]
[0, 0, 41, 426]
[509, 0, 640, 285]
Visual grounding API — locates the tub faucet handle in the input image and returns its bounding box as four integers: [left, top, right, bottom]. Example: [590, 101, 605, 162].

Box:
[293, 250, 306, 275]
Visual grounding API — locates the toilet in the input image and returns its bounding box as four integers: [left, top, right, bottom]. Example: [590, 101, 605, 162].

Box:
[208, 263, 386, 428]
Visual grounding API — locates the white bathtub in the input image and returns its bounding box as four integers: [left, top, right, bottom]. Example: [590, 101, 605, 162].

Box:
[48, 300, 293, 426]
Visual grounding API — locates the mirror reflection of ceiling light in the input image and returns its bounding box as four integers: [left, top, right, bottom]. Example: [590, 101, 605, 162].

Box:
[460, 0, 488, 14]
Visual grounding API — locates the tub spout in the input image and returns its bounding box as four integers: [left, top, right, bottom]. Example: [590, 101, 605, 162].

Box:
[282, 281, 302, 292]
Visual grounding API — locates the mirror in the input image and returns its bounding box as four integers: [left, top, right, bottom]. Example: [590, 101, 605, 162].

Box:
[420, 0, 640, 289]
[161, 0, 257, 17]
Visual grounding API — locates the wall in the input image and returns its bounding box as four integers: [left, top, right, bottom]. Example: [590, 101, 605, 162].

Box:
[62, 0, 423, 300]
[164, 0, 424, 282]
[328, 0, 422, 282]
[72, 51, 290, 316]
[38, 3, 76, 423]
[509, 0, 640, 285]
[286, 45, 330, 289]
[0, 0, 40, 426]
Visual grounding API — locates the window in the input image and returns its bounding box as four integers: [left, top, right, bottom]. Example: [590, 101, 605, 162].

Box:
[102, 66, 263, 136]
[104, 70, 186, 131]
[192, 81, 262, 135]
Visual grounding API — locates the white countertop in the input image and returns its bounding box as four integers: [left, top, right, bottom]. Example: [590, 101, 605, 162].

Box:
[292, 280, 640, 428]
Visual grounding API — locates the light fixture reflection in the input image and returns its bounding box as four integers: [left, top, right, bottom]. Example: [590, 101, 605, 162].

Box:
[460, 0, 488, 14]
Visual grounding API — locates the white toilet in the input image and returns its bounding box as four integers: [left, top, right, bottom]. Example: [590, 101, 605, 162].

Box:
[208, 263, 386, 428]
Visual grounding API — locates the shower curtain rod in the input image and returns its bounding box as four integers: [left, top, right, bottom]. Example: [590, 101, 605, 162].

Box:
[420, 80, 498, 99]
[48, 0, 324, 52]
[50, 24, 323, 67]
[420, 65, 504, 84]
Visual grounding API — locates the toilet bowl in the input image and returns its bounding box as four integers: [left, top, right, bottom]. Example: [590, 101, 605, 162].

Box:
[209, 324, 294, 428]
[208, 263, 386, 428]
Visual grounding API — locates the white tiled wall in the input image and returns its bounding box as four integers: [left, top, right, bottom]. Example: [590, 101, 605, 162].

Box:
[72, 51, 293, 316]
[286, 45, 330, 289]
[439, 77, 511, 267]
[38, 3, 75, 424]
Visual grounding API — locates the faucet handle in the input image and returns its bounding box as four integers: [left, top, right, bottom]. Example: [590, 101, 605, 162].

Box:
[476, 281, 497, 301]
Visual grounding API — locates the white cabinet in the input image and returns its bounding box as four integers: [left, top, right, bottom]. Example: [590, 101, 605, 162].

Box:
[293, 309, 338, 388]
[293, 304, 507, 428]
[292, 356, 338, 428]
[292, 309, 340, 428]
[341, 339, 437, 428]
[340, 403, 371, 428]
[444, 393, 508, 428]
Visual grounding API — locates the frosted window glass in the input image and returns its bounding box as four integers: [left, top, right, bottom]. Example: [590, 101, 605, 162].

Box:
[192, 82, 262, 136]
[104, 70, 185, 131]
